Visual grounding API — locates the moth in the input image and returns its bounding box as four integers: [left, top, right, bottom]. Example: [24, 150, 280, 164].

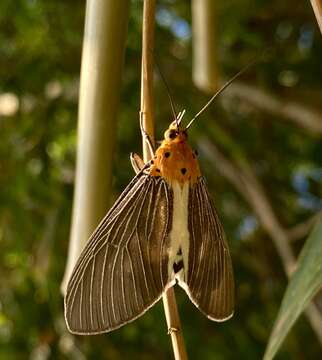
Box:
[64, 70, 245, 335]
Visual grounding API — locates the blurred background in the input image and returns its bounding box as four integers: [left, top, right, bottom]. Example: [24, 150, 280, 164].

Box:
[0, 0, 322, 359]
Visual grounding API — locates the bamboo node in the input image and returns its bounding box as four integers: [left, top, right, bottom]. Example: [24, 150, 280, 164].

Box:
[168, 327, 179, 335]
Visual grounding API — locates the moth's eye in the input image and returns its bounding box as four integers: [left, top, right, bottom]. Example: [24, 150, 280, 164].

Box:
[168, 130, 177, 140]
[182, 130, 188, 138]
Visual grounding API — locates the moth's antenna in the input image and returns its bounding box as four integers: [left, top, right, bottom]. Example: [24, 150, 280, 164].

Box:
[185, 60, 256, 130]
[153, 57, 179, 130]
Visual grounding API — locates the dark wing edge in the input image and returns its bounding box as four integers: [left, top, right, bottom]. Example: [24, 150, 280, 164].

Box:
[184, 177, 234, 322]
[64, 174, 174, 335]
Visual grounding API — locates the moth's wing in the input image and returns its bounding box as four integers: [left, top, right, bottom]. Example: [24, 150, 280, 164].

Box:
[185, 177, 234, 321]
[65, 174, 173, 334]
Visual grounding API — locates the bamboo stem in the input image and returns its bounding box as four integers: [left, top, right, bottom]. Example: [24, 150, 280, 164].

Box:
[140, 0, 155, 160]
[140, 1, 188, 359]
[192, 0, 219, 93]
[310, 0, 322, 34]
[61, 0, 130, 294]
[162, 287, 188, 360]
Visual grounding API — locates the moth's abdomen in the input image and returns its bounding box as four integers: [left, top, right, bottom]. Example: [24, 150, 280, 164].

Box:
[167, 181, 190, 284]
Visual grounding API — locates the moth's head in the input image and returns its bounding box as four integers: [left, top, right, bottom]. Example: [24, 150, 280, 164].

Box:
[163, 110, 188, 142]
[164, 121, 188, 142]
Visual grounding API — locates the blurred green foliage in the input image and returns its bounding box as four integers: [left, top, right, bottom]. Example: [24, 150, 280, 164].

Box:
[0, 0, 321, 359]
[264, 220, 322, 359]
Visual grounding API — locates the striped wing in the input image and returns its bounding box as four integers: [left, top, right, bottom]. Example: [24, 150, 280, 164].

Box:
[186, 177, 234, 321]
[65, 174, 173, 334]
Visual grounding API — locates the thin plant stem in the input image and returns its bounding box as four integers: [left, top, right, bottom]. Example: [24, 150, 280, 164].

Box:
[310, 0, 322, 34]
[140, 1, 188, 359]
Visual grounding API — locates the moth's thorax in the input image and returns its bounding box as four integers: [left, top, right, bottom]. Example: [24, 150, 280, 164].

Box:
[149, 135, 201, 185]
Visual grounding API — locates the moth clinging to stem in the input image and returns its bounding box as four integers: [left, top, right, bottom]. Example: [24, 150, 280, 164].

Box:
[64, 66, 251, 335]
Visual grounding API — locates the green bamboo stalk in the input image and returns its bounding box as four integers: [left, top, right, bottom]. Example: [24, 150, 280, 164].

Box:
[61, 0, 130, 294]
[192, 0, 219, 93]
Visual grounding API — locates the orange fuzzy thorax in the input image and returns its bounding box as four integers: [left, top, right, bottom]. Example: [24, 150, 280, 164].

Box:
[149, 123, 201, 185]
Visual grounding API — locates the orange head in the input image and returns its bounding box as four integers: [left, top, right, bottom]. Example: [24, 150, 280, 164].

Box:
[163, 121, 188, 144]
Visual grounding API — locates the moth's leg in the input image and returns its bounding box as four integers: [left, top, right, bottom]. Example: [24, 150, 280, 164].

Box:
[139, 111, 155, 159]
[130, 152, 146, 174]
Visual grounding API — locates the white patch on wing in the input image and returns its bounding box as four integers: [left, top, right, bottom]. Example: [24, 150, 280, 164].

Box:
[168, 181, 190, 286]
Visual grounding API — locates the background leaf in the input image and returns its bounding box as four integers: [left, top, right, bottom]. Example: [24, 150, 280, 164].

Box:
[264, 219, 322, 359]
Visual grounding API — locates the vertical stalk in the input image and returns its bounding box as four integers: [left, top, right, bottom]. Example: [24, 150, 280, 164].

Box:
[140, 1, 188, 359]
[192, 0, 219, 93]
[61, 0, 130, 293]
[310, 0, 322, 34]
[140, 0, 155, 160]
